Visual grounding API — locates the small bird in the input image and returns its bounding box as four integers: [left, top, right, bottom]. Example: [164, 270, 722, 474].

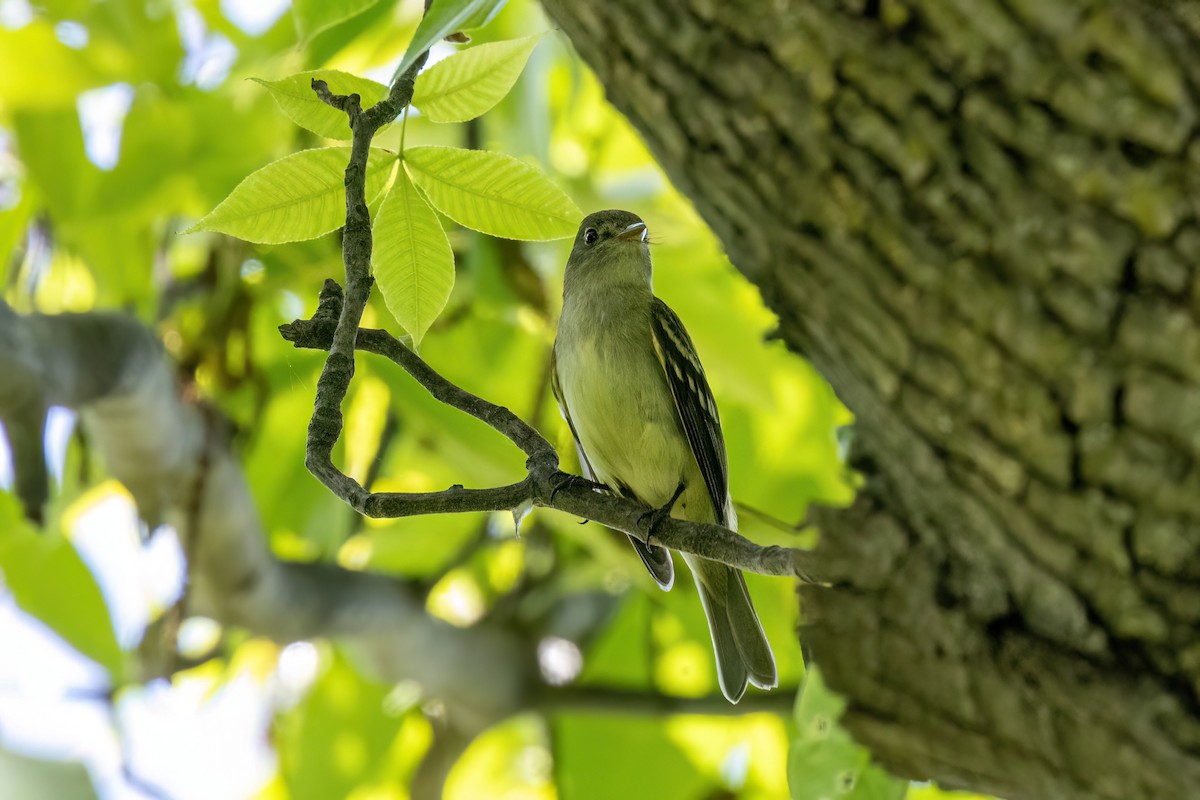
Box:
[552, 209, 776, 702]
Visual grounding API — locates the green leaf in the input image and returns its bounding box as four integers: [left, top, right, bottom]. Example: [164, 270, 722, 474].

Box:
[372, 168, 455, 348]
[789, 667, 907, 800]
[403, 146, 580, 240]
[413, 34, 542, 123]
[252, 70, 390, 140]
[0, 180, 34, 286]
[555, 715, 707, 800]
[293, 0, 382, 43]
[276, 648, 401, 800]
[0, 505, 125, 679]
[392, 0, 508, 83]
[186, 147, 396, 244]
[0, 23, 100, 111]
[0, 748, 97, 800]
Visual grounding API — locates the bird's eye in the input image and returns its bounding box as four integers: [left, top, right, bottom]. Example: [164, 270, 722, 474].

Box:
[583, 228, 599, 245]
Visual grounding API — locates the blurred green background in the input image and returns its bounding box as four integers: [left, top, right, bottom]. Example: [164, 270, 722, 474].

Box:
[0, 1, 995, 798]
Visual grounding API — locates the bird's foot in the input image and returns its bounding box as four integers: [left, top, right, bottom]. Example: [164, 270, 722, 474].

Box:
[637, 481, 686, 540]
[549, 471, 607, 504]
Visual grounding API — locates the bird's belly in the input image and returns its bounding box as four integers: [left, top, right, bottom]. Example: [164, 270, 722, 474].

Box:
[559, 337, 691, 509]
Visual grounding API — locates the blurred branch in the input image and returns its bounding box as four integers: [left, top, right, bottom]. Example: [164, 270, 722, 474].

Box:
[410, 719, 473, 800]
[281, 284, 825, 582]
[0, 301, 535, 734]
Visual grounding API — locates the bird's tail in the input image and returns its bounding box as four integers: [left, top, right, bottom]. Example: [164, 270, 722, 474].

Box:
[682, 553, 777, 703]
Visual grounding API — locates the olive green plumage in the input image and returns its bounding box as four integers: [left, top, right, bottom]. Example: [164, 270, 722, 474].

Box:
[552, 209, 776, 702]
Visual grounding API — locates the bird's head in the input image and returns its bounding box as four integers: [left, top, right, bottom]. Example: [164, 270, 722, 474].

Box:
[564, 209, 652, 294]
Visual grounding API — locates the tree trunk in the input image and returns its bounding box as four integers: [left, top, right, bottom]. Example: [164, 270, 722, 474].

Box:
[540, 1, 1200, 797]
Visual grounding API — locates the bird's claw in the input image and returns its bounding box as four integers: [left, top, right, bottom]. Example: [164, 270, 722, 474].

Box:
[636, 505, 671, 536]
[550, 472, 601, 504]
[636, 481, 686, 539]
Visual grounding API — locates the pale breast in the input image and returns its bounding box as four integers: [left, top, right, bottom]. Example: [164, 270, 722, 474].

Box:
[555, 326, 693, 509]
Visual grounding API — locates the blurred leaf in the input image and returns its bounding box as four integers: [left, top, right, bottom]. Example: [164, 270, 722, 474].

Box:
[413, 34, 541, 123]
[392, 0, 508, 83]
[445, 715, 553, 799]
[0, 182, 34, 281]
[304, 0, 409, 72]
[252, 70, 390, 140]
[186, 147, 396, 243]
[404, 146, 579, 240]
[293, 0, 383, 43]
[554, 715, 707, 800]
[11, 109, 97, 223]
[666, 714, 791, 797]
[61, 217, 156, 311]
[0, 501, 125, 680]
[276, 648, 402, 800]
[344, 374, 392, 485]
[361, 512, 481, 578]
[790, 667, 906, 800]
[0, 23, 100, 110]
[0, 748, 97, 800]
[578, 592, 652, 689]
[373, 167, 455, 347]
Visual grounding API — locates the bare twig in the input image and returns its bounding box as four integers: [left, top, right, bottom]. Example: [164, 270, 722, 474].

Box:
[280, 289, 824, 582]
[303, 51, 435, 527]
[292, 6, 826, 583]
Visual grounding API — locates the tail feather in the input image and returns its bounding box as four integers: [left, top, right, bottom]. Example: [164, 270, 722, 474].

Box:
[683, 554, 776, 702]
[706, 592, 750, 702]
[726, 569, 777, 689]
[628, 535, 674, 589]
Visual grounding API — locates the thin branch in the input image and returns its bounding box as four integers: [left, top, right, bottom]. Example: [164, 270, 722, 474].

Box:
[281, 296, 826, 582]
[293, 7, 826, 582]
[303, 50, 436, 526]
[285, 280, 556, 464]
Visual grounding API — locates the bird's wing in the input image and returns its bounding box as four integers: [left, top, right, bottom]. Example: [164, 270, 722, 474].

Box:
[649, 297, 731, 526]
[550, 345, 596, 482]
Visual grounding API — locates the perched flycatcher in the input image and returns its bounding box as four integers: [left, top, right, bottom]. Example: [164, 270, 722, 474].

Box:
[552, 209, 776, 703]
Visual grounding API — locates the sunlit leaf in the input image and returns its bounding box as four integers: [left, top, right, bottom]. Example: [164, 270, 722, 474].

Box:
[185, 147, 396, 244]
[413, 34, 542, 123]
[344, 375, 392, 484]
[790, 667, 907, 800]
[445, 715, 554, 800]
[252, 70, 390, 140]
[404, 146, 580, 240]
[0, 23, 99, 110]
[392, 0, 509, 83]
[276, 647, 402, 800]
[293, 0, 382, 43]
[666, 715, 790, 796]
[0, 501, 124, 679]
[555, 715, 706, 800]
[372, 168, 455, 348]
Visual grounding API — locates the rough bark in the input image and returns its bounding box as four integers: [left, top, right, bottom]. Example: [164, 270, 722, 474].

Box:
[540, 1, 1200, 797]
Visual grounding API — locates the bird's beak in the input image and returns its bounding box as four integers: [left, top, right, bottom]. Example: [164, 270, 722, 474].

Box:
[616, 222, 648, 242]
